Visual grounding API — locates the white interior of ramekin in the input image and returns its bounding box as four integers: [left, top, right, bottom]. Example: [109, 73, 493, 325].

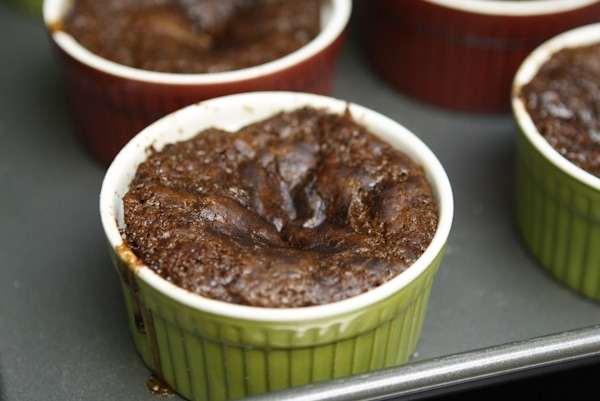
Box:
[425, 0, 599, 16]
[512, 23, 600, 191]
[43, 0, 351, 84]
[100, 92, 454, 322]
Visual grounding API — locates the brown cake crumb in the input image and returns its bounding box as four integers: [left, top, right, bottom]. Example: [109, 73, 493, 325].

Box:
[519, 42, 600, 177]
[61, 0, 321, 73]
[122, 107, 438, 307]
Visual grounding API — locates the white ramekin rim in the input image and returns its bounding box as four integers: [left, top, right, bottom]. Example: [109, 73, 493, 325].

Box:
[512, 23, 600, 190]
[99, 91, 454, 322]
[43, 0, 351, 85]
[424, 0, 599, 16]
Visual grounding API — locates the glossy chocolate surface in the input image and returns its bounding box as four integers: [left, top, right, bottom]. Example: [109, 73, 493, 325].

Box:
[122, 107, 438, 307]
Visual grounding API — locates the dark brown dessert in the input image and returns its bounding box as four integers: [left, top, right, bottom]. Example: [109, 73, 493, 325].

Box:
[122, 107, 438, 308]
[519, 42, 600, 178]
[60, 0, 321, 73]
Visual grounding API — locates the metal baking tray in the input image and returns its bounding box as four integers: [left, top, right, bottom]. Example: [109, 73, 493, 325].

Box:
[1, 3, 599, 400]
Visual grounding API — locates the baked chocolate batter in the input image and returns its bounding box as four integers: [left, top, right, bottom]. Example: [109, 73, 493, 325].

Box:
[60, 0, 321, 73]
[520, 42, 600, 177]
[122, 107, 438, 307]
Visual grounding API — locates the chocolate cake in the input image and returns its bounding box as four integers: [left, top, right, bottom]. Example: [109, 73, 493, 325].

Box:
[60, 0, 321, 73]
[122, 107, 439, 307]
[519, 42, 600, 177]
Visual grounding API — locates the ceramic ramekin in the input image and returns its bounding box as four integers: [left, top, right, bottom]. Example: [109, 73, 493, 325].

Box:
[365, 0, 600, 113]
[43, 0, 351, 166]
[99, 91, 454, 401]
[512, 23, 600, 303]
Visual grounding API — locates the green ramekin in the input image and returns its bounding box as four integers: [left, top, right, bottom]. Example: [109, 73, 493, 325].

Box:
[11, 0, 43, 15]
[100, 92, 454, 401]
[512, 23, 600, 303]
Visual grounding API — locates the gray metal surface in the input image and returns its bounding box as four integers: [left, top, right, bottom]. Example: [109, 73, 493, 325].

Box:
[1, 3, 599, 400]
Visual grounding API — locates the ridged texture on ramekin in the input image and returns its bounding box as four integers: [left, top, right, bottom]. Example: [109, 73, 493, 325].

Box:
[365, 0, 600, 112]
[100, 91, 453, 400]
[52, 37, 344, 166]
[112, 247, 444, 401]
[515, 130, 600, 302]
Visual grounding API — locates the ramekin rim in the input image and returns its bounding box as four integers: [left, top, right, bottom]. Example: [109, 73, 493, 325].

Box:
[43, 0, 351, 85]
[424, 0, 600, 16]
[99, 91, 454, 322]
[512, 22, 600, 190]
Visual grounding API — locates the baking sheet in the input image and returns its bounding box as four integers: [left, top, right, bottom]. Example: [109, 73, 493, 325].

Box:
[1, 2, 599, 400]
